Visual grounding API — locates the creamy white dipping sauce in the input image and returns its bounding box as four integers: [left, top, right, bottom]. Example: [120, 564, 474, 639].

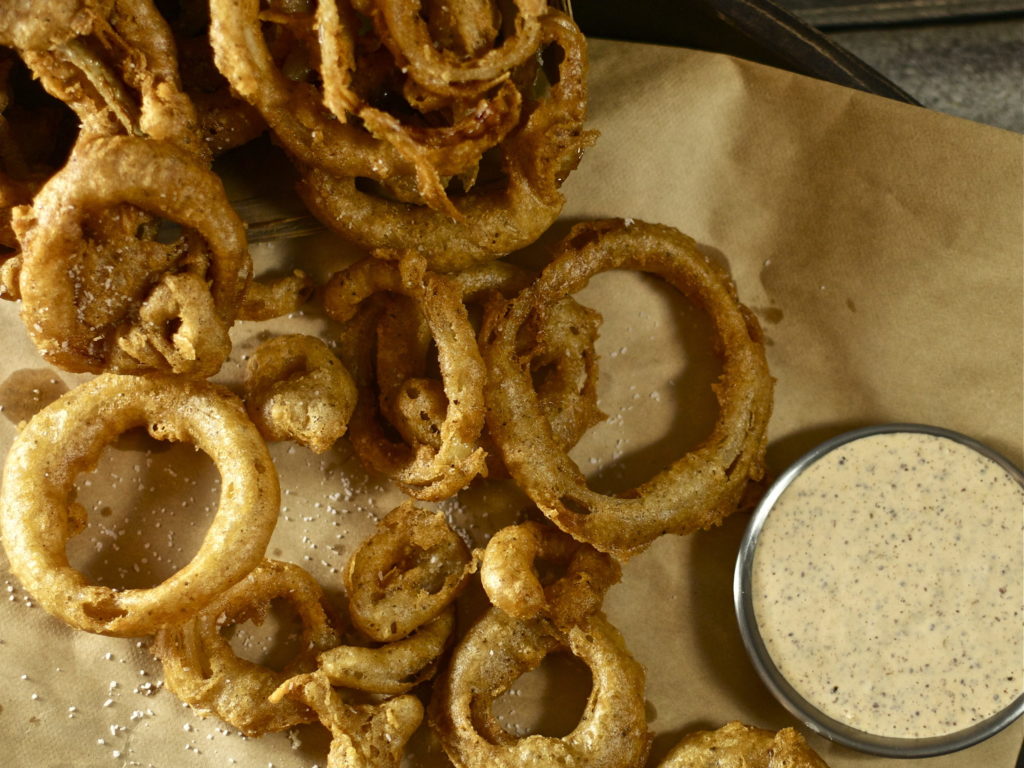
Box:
[751, 431, 1024, 739]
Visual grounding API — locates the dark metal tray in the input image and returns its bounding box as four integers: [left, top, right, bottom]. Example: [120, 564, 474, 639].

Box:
[573, 0, 921, 105]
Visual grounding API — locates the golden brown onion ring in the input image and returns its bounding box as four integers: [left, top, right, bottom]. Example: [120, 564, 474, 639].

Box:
[429, 609, 651, 768]
[325, 253, 487, 499]
[298, 10, 596, 271]
[345, 502, 471, 642]
[12, 135, 249, 376]
[658, 722, 831, 768]
[481, 219, 774, 559]
[243, 333, 357, 453]
[270, 670, 424, 768]
[210, 0, 510, 186]
[479, 521, 620, 628]
[152, 560, 341, 737]
[319, 607, 455, 695]
[0, 373, 279, 637]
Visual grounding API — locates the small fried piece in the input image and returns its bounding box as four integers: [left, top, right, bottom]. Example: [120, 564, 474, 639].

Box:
[0, 373, 279, 637]
[658, 721, 831, 768]
[244, 334, 356, 453]
[318, 607, 454, 695]
[479, 521, 620, 628]
[429, 609, 651, 768]
[152, 560, 341, 737]
[238, 270, 315, 321]
[481, 219, 774, 559]
[270, 670, 424, 768]
[345, 502, 471, 642]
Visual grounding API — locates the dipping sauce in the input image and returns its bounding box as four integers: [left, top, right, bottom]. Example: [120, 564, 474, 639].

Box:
[750, 430, 1023, 739]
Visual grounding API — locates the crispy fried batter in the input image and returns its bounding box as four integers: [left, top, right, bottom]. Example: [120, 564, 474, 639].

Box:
[658, 722, 831, 768]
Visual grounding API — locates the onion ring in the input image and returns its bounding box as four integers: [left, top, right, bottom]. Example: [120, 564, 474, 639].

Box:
[0, 372, 280, 637]
[480, 219, 774, 559]
[372, 261, 603, 477]
[325, 253, 487, 500]
[270, 670, 424, 768]
[12, 135, 249, 376]
[298, 10, 596, 271]
[344, 502, 471, 642]
[479, 521, 620, 628]
[658, 722, 831, 768]
[152, 559, 341, 736]
[319, 607, 454, 695]
[244, 333, 357, 453]
[429, 609, 651, 768]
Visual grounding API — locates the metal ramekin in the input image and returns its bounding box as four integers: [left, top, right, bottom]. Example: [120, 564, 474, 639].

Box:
[734, 423, 1024, 758]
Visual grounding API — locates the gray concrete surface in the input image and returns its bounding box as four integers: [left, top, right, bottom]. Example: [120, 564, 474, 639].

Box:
[827, 18, 1024, 132]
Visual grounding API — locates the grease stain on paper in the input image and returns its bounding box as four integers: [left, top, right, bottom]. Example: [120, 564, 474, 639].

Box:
[0, 368, 68, 423]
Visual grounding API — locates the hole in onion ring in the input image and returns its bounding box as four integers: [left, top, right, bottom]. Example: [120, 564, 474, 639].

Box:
[65, 429, 222, 591]
[566, 271, 722, 496]
[225, 596, 307, 673]
[490, 651, 593, 739]
[81, 596, 129, 623]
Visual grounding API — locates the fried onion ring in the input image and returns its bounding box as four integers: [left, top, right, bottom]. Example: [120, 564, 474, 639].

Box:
[325, 253, 487, 499]
[270, 670, 424, 768]
[298, 11, 596, 271]
[345, 502, 471, 642]
[479, 521, 620, 628]
[244, 334, 357, 453]
[152, 560, 341, 736]
[429, 609, 651, 768]
[658, 722, 831, 768]
[0, 373, 279, 637]
[481, 219, 774, 558]
[319, 607, 454, 695]
[12, 135, 249, 376]
[371, 261, 603, 477]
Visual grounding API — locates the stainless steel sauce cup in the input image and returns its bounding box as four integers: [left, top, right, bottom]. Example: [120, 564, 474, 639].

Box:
[734, 423, 1024, 758]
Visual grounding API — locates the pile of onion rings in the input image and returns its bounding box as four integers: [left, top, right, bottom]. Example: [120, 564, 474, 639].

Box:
[0, 2, 800, 764]
[210, 0, 595, 269]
